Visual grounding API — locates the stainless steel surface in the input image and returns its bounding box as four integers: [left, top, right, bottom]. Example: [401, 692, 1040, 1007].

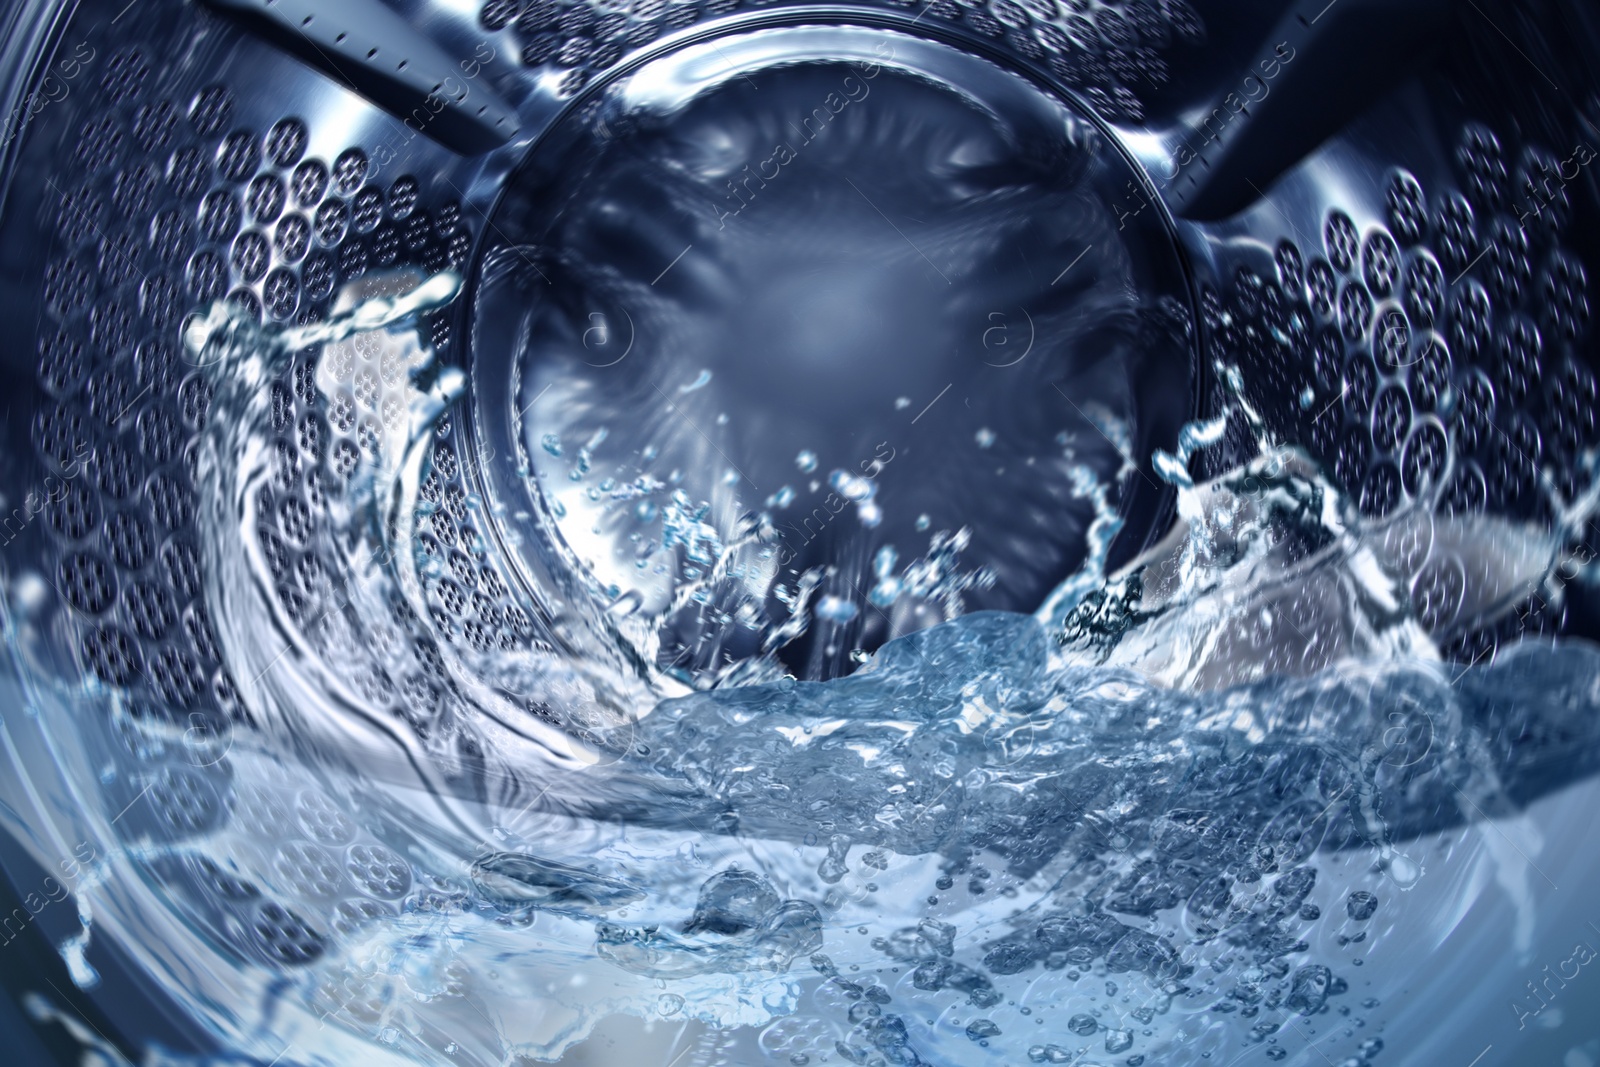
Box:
[0, 0, 1598, 1062]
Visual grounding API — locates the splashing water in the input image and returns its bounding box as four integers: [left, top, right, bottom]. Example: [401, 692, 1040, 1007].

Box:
[5, 273, 1600, 1067]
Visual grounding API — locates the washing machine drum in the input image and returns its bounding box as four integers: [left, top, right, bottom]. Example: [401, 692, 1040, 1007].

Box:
[1, 0, 1599, 1064]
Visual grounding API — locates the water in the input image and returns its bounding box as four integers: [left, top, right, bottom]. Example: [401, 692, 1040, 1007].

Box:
[2, 264, 1598, 1067]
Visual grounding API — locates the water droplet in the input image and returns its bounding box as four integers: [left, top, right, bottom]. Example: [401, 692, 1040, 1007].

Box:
[965, 1019, 1001, 1041]
[816, 596, 858, 623]
[1346, 891, 1379, 921]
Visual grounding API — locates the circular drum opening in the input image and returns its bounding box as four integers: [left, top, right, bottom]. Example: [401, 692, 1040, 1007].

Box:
[469, 24, 1196, 682]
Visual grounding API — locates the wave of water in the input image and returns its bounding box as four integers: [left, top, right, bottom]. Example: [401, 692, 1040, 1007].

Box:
[5, 272, 1600, 1066]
